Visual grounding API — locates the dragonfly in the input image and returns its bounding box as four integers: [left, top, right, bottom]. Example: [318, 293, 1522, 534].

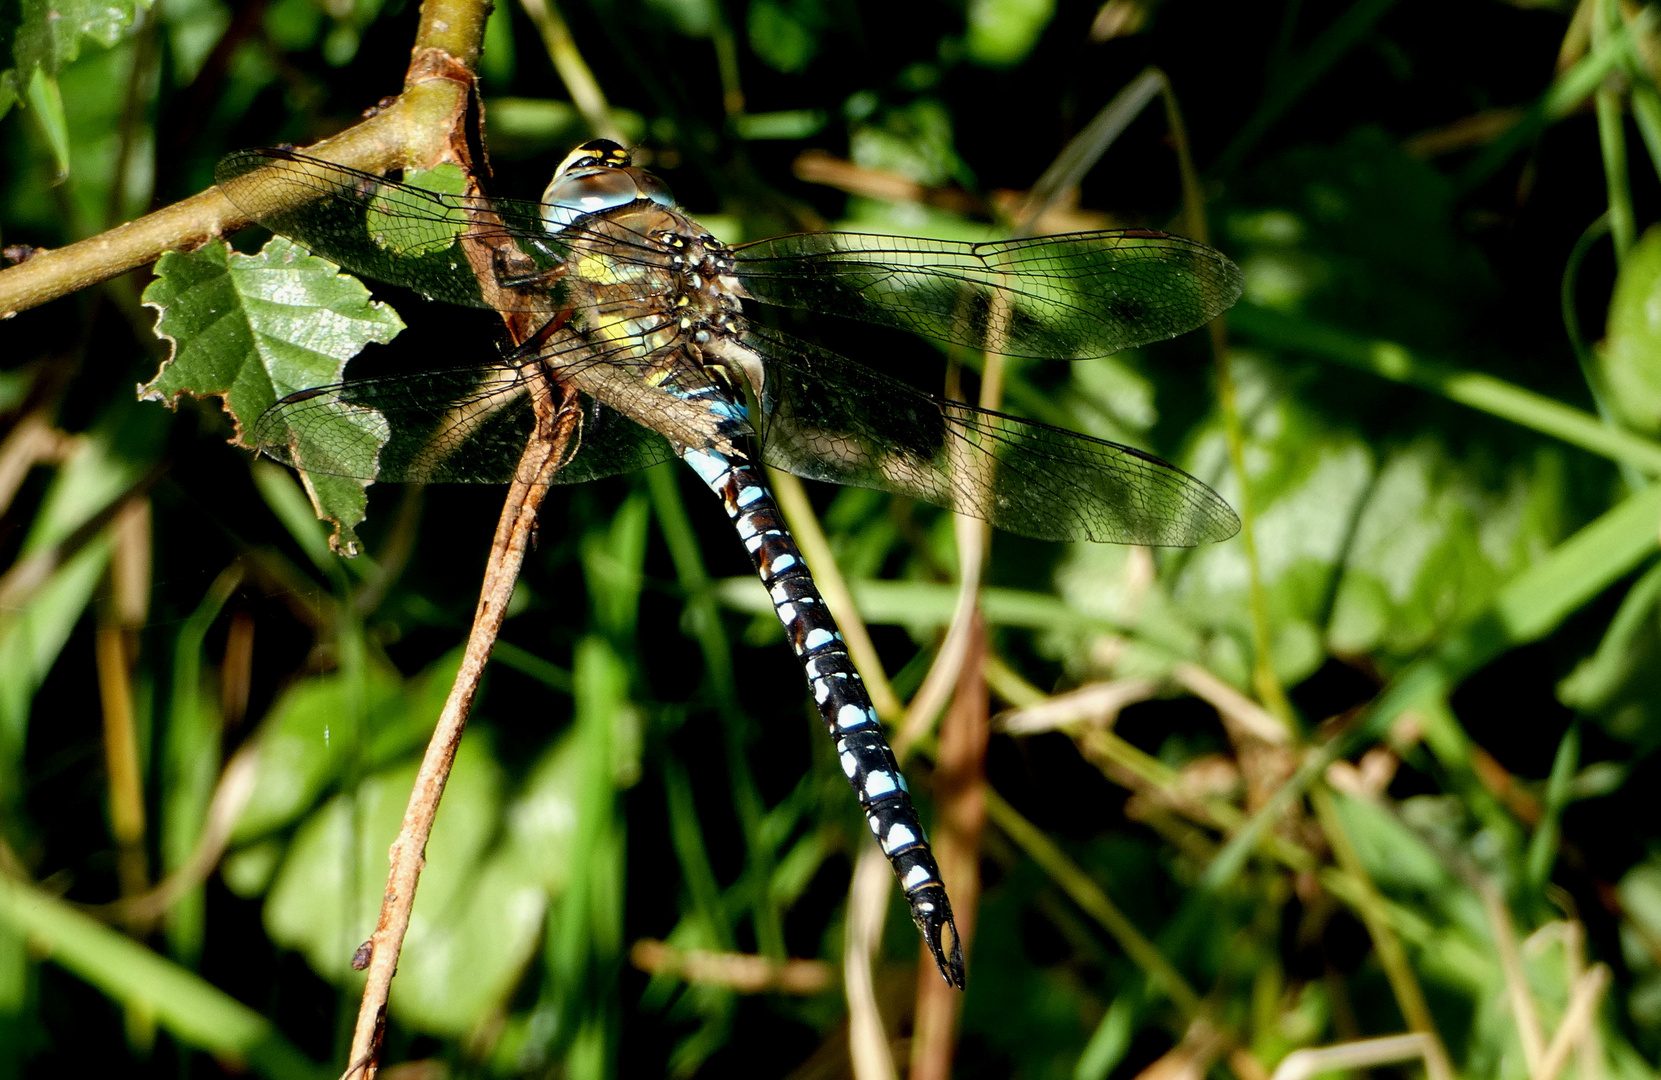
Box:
[213, 140, 1243, 988]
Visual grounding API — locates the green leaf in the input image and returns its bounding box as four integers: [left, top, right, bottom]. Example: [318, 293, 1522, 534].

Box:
[1326, 438, 1568, 658]
[1599, 225, 1661, 438]
[1558, 559, 1661, 744]
[23, 67, 67, 176]
[0, 0, 149, 120]
[1169, 354, 1377, 685]
[1168, 353, 1572, 682]
[848, 99, 963, 189]
[230, 671, 404, 845]
[1227, 130, 1493, 348]
[231, 653, 456, 851]
[138, 237, 404, 553]
[0, 876, 325, 1079]
[1620, 854, 1661, 1031]
[965, 0, 1055, 67]
[731, 108, 826, 140]
[365, 162, 469, 256]
[748, 0, 820, 73]
[395, 735, 588, 1034]
[261, 0, 321, 52]
[261, 736, 502, 985]
[643, 0, 715, 37]
[258, 724, 587, 1036]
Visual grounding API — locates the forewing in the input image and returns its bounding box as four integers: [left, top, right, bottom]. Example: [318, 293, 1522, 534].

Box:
[215, 149, 677, 314]
[747, 327, 1239, 545]
[734, 230, 1243, 360]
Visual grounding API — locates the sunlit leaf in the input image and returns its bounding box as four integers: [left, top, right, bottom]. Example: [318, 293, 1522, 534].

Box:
[1327, 438, 1568, 658]
[261, 736, 502, 985]
[1167, 355, 1376, 685]
[965, 0, 1055, 67]
[138, 237, 404, 552]
[1599, 225, 1661, 437]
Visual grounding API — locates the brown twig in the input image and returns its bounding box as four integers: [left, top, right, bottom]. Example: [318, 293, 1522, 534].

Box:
[909, 613, 988, 1080]
[0, 48, 476, 319]
[343, 398, 573, 1079]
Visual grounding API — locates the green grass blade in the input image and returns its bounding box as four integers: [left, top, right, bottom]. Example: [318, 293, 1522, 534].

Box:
[0, 876, 326, 1079]
[1230, 303, 1661, 474]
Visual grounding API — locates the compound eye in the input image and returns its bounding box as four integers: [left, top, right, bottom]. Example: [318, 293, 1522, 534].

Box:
[630, 170, 676, 208]
[539, 167, 640, 231]
[552, 139, 630, 178]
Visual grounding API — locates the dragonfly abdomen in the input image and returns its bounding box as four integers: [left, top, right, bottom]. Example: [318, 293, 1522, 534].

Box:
[681, 436, 966, 989]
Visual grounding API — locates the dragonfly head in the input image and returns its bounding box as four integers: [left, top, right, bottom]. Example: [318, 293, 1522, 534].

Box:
[540, 139, 676, 233]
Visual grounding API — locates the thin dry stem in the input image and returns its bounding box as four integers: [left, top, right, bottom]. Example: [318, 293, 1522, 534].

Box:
[892, 523, 983, 760]
[95, 740, 260, 925]
[628, 941, 834, 994]
[1534, 964, 1610, 1080]
[1172, 662, 1289, 745]
[517, 0, 625, 144]
[0, 413, 79, 514]
[1560, 920, 1606, 1080]
[1270, 1033, 1453, 1080]
[845, 843, 899, 1080]
[1483, 880, 1548, 1071]
[909, 613, 988, 1080]
[97, 617, 148, 899]
[344, 406, 572, 1080]
[1310, 786, 1443, 1045]
[997, 677, 1160, 734]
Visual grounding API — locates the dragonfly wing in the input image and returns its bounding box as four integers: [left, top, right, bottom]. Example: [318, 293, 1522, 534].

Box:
[250, 363, 673, 486]
[733, 230, 1242, 360]
[746, 327, 1239, 546]
[218, 149, 509, 310]
[216, 149, 698, 315]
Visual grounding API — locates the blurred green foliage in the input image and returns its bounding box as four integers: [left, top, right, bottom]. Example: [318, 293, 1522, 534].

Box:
[4, 0, 1661, 1078]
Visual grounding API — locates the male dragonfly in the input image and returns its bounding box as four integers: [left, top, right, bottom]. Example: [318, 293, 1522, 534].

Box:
[213, 140, 1243, 987]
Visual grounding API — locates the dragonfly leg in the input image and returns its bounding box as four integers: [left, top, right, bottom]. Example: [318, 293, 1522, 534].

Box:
[682, 442, 967, 989]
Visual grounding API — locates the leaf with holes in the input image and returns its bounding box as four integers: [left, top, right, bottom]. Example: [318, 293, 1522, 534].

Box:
[139, 237, 404, 553]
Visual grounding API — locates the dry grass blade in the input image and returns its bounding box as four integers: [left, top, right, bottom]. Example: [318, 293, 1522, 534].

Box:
[1270, 1033, 1453, 1080]
[845, 844, 899, 1080]
[1534, 959, 1611, 1080]
[997, 677, 1160, 734]
[629, 941, 835, 995]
